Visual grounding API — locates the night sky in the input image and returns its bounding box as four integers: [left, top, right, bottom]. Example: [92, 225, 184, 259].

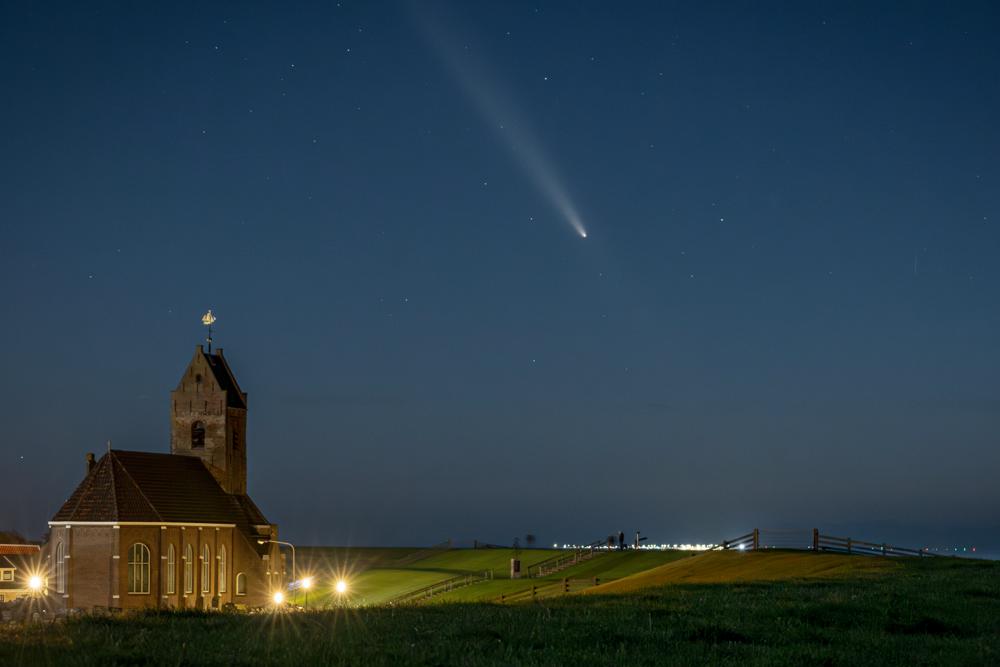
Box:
[2, 2, 998, 551]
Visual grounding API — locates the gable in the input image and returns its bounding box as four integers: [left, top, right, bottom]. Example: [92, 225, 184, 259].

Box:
[174, 346, 247, 409]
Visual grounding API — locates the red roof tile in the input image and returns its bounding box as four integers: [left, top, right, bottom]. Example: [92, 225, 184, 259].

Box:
[0, 545, 40, 555]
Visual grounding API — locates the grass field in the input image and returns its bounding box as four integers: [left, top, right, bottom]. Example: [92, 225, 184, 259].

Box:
[293, 548, 565, 606]
[432, 550, 696, 603]
[585, 549, 898, 593]
[2, 551, 998, 665]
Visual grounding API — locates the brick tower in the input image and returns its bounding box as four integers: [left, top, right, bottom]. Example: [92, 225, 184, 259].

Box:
[170, 345, 248, 494]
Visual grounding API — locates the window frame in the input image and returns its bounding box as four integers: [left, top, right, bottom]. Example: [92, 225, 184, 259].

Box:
[184, 544, 193, 594]
[55, 542, 66, 594]
[235, 572, 247, 596]
[166, 544, 176, 595]
[127, 543, 151, 595]
[218, 545, 227, 594]
[201, 545, 211, 594]
[191, 421, 206, 449]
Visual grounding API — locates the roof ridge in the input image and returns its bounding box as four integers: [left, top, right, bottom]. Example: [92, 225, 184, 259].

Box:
[61, 454, 105, 521]
[217, 354, 245, 400]
[203, 350, 246, 407]
[110, 451, 164, 522]
[108, 452, 119, 521]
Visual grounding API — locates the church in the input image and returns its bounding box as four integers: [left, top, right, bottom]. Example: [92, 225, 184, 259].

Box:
[45, 345, 282, 611]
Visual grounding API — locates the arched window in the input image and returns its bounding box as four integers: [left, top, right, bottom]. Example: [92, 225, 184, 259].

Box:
[201, 545, 211, 594]
[55, 542, 66, 594]
[236, 572, 247, 596]
[218, 545, 227, 593]
[166, 544, 176, 594]
[184, 544, 193, 594]
[127, 543, 150, 594]
[191, 421, 205, 449]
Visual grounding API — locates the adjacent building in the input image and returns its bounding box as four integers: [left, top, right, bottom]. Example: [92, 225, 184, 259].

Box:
[0, 544, 42, 602]
[46, 345, 282, 611]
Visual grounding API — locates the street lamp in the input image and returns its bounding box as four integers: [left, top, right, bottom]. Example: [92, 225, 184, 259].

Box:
[257, 539, 297, 583]
[28, 576, 43, 593]
[302, 576, 313, 608]
[335, 579, 348, 595]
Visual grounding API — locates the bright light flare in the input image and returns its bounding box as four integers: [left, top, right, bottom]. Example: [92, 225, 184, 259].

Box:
[272, 591, 285, 605]
[28, 575, 42, 591]
[301, 576, 313, 590]
[335, 579, 348, 595]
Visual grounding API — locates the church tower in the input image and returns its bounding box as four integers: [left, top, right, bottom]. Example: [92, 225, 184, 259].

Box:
[170, 345, 248, 495]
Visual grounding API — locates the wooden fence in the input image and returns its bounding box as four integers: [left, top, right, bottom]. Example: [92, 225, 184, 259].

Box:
[526, 539, 607, 578]
[716, 528, 935, 557]
[387, 571, 491, 605]
[496, 577, 603, 603]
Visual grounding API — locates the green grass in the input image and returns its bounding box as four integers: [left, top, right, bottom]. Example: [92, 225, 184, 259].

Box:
[432, 550, 696, 603]
[586, 549, 898, 594]
[2, 555, 998, 665]
[291, 548, 562, 607]
[296, 546, 427, 575]
[398, 548, 562, 577]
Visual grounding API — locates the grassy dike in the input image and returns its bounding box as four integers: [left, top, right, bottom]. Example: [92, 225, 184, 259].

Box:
[1, 552, 997, 665]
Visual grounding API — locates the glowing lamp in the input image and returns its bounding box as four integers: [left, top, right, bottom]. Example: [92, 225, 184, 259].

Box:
[302, 576, 313, 590]
[272, 591, 285, 605]
[28, 575, 42, 591]
[335, 580, 348, 595]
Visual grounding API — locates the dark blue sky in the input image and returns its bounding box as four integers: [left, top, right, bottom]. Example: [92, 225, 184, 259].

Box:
[2, 1, 998, 549]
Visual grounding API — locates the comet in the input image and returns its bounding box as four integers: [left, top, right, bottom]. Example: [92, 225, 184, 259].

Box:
[421, 16, 589, 240]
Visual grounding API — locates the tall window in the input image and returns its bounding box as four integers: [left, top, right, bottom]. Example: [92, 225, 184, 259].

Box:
[184, 544, 193, 594]
[55, 542, 65, 593]
[201, 545, 211, 594]
[127, 543, 150, 594]
[218, 545, 227, 593]
[191, 421, 205, 448]
[236, 572, 246, 596]
[166, 544, 176, 594]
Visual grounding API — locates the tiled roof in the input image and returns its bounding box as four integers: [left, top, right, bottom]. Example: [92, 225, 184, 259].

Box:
[0, 545, 40, 556]
[51, 451, 270, 532]
[202, 350, 247, 409]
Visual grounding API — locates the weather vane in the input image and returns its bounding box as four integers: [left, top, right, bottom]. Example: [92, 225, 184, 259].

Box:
[202, 310, 217, 352]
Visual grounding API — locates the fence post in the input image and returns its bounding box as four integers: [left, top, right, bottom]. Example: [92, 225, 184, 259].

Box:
[752, 528, 759, 551]
[812, 528, 819, 552]
[563, 578, 569, 593]
[881, 543, 886, 556]
[532, 586, 537, 598]
[847, 538, 852, 554]
[500, 593, 505, 603]
[593, 577, 599, 586]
